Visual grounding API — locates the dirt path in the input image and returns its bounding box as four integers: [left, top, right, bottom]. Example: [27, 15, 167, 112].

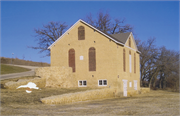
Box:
[1, 90, 179, 115]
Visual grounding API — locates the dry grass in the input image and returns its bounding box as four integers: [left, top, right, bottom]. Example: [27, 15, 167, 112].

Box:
[1, 57, 50, 67]
[1, 64, 30, 74]
[1, 88, 179, 115]
[1, 76, 36, 88]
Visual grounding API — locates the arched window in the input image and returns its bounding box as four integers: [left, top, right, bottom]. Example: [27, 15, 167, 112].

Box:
[69, 49, 75, 72]
[123, 49, 126, 72]
[134, 53, 136, 73]
[89, 47, 96, 71]
[78, 26, 85, 40]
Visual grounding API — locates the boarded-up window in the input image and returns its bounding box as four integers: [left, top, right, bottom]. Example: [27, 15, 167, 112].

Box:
[69, 49, 75, 72]
[123, 49, 126, 72]
[129, 38, 131, 47]
[78, 26, 85, 40]
[89, 47, 96, 71]
[129, 51, 132, 73]
[134, 53, 136, 73]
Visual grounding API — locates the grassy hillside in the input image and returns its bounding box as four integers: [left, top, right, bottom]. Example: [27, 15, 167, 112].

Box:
[1, 57, 50, 67]
[1, 64, 31, 75]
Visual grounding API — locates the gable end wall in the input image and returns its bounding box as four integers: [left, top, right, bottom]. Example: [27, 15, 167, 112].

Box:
[50, 21, 140, 91]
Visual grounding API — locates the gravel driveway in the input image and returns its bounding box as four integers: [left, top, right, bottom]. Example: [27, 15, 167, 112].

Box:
[0, 65, 39, 80]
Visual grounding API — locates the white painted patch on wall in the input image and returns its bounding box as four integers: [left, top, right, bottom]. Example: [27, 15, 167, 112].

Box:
[80, 56, 84, 60]
[129, 82, 132, 87]
[129, 54, 132, 73]
[134, 80, 137, 90]
[16, 82, 39, 93]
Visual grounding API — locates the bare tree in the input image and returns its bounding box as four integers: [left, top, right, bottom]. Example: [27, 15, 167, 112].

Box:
[30, 21, 68, 56]
[136, 37, 179, 90]
[31, 11, 133, 56]
[136, 37, 159, 87]
[85, 11, 133, 34]
[157, 47, 179, 90]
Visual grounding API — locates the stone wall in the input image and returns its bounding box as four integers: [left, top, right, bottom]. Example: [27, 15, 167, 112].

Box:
[40, 88, 116, 104]
[140, 87, 150, 94]
[35, 66, 77, 88]
[4, 77, 45, 89]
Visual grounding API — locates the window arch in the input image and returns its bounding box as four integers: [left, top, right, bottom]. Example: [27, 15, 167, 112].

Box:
[89, 47, 96, 71]
[123, 49, 126, 72]
[78, 26, 85, 40]
[69, 49, 75, 72]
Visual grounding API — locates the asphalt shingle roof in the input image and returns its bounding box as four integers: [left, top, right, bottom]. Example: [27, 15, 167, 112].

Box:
[111, 32, 131, 44]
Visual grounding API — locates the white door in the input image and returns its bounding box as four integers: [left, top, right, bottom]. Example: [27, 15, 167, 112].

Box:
[134, 80, 137, 90]
[123, 80, 128, 97]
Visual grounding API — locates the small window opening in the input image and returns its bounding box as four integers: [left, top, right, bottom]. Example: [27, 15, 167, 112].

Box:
[98, 80, 107, 86]
[78, 80, 87, 87]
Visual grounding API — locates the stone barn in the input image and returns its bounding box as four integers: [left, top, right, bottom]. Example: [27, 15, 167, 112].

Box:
[47, 19, 141, 96]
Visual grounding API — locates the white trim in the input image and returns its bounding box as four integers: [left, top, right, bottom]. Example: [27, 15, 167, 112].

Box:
[124, 45, 136, 51]
[124, 32, 132, 45]
[48, 19, 124, 49]
[131, 33, 138, 51]
[98, 79, 107, 86]
[124, 45, 141, 54]
[78, 80, 87, 87]
[124, 33, 141, 54]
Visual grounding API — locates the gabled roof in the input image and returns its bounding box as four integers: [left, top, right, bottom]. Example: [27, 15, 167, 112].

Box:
[111, 32, 131, 44]
[48, 19, 140, 53]
[48, 19, 124, 49]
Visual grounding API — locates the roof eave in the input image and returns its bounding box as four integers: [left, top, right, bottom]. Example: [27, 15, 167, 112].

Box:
[48, 19, 125, 49]
[48, 19, 81, 49]
[137, 50, 141, 54]
[79, 19, 124, 46]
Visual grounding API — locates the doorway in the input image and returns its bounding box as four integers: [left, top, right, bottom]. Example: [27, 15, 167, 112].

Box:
[123, 80, 128, 97]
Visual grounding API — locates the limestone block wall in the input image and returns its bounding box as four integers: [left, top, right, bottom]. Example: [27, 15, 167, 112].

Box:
[4, 77, 45, 89]
[35, 66, 77, 88]
[40, 88, 116, 104]
[140, 87, 150, 94]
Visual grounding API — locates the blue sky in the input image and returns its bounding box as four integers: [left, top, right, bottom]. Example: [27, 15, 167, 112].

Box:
[1, 1, 179, 64]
